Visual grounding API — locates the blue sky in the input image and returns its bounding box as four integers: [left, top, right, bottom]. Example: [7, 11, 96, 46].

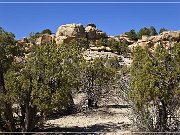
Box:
[0, 0, 180, 39]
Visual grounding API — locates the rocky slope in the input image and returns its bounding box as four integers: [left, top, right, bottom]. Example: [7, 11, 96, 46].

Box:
[16, 23, 178, 50]
[18, 23, 180, 65]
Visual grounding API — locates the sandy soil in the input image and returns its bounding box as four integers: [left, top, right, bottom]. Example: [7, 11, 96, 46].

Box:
[42, 93, 133, 135]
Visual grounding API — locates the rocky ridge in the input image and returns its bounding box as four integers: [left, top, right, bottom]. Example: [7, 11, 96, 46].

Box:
[128, 31, 180, 51]
[32, 23, 180, 52]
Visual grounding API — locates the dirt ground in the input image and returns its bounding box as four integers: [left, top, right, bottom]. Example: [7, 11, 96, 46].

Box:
[40, 93, 133, 135]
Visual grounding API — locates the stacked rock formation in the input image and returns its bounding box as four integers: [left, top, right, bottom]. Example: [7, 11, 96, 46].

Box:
[85, 24, 107, 40]
[55, 23, 107, 44]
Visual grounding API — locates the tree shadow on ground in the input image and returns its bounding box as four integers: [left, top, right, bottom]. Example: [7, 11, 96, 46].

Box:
[104, 104, 131, 109]
[47, 104, 131, 120]
[36, 122, 131, 135]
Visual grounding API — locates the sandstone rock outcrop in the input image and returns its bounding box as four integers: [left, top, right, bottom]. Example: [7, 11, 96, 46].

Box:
[55, 23, 107, 44]
[36, 34, 56, 44]
[56, 24, 86, 38]
[34, 23, 180, 52]
[128, 31, 180, 51]
[56, 24, 86, 44]
[85, 24, 107, 40]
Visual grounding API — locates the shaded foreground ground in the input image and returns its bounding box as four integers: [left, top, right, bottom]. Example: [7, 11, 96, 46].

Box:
[36, 95, 132, 135]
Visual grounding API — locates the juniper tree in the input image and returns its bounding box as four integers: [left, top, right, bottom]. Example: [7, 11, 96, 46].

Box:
[130, 44, 180, 132]
[108, 39, 129, 55]
[0, 27, 24, 132]
[159, 28, 168, 34]
[41, 29, 52, 35]
[1, 40, 84, 132]
[125, 29, 138, 41]
[137, 27, 151, 39]
[82, 57, 117, 108]
[149, 26, 158, 36]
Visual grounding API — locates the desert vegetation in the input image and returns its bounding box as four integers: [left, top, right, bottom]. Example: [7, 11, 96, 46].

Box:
[0, 26, 179, 134]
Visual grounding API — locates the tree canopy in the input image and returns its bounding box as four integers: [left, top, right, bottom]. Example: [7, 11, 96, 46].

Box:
[125, 29, 138, 41]
[41, 29, 52, 35]
[0, 38, 84, 131]
[130, 44, 180, 131]
[137, 26, 158, 39]
[159, 28, 168, 34]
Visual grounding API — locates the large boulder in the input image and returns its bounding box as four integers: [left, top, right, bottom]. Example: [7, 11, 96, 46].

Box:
[85, 24, 107, 40]
[56, 23, 86, 44]
[56, 23, 86, 38]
